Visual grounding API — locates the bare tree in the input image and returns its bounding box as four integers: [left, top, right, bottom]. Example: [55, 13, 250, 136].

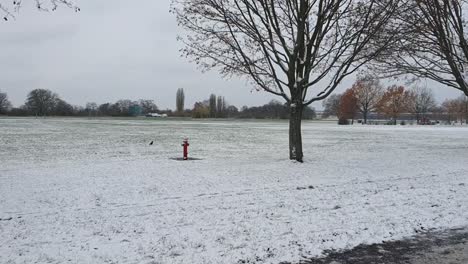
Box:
[176, 88, 185, 114]
[409, 86, 436, 123]
[86, 102, 98, 117]
[442, 98, 460, 123]
[54, 98, 74, 116]
[25, 89, 58, 116]
[173, 0, 400, 161]
[209, 94, 217, 118]
[0, 90, 12, 114]
[351, 75, 383, 124]
[375, 0, 468, 96]
[1, 0, 79, 21]
[322, 94, 342, 119]
[139, 99, 158, 114]
[444, 94, 468, 124]
[114, 99, 135, 116]
[216, 95, 226, 118]
[460, 95, 468, 124]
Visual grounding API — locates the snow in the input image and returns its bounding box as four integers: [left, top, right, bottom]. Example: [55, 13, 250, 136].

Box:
[1, 118, 467, 264]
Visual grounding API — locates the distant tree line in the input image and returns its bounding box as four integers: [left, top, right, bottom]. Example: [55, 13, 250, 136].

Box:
[92, 99, 159, 117]
[322, 75, 468, 125]
[2, 86, 466, 124]
[5, 86, 466, 124]
[0, 88, 317, 120]
[238, 100, 316, 120]
[3, 89, 80, 117]
[192, 94, 230, 118]
[0, 89, 161, 117]
[190, 94, 316, 120]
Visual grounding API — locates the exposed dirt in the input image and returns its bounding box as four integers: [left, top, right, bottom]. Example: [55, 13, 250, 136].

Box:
[289, 228, 468, 264]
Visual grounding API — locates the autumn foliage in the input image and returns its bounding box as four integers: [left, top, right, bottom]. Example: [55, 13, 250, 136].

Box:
[338, 89, 358, 119]
[338, 89, 358, 124]
[442, 96, 468, 124]
[378, 86, 413, 124]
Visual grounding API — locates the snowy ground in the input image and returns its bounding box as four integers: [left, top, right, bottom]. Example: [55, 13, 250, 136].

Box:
[0, 117, 467, 264]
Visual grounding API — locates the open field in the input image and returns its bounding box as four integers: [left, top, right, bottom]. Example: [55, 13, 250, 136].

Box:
[1, 118, 468, 263]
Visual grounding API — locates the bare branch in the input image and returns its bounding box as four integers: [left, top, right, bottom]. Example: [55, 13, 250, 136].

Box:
[373, 0, 468, 96]
[1, 0, 79, 21]
[172, 0, 401, 106]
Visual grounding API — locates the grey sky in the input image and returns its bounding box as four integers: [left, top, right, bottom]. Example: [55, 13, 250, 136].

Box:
[0, 0, 463, 111]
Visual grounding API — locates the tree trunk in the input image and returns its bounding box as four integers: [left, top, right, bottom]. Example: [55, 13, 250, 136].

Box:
[289, 103, 303, 162]
[465, 103, 468, 125]
[363, 111, 368, 124]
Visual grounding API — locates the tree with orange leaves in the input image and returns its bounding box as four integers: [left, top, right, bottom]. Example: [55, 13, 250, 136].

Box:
[378, 85, 413, 124]
[339, 88, 358, 124]
[442, 95, 468, 124]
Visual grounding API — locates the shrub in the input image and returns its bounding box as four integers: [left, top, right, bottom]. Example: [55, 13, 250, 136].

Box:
[338, 118, 350, 125]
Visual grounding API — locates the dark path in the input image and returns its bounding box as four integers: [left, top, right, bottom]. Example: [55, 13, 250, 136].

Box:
[288, 227, 468, 264]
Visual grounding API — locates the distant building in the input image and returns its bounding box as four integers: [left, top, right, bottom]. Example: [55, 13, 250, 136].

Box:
[146, 113, 168, 118]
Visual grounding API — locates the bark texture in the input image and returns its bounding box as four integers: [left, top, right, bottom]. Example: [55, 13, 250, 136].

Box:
[289, 103, 303, 162]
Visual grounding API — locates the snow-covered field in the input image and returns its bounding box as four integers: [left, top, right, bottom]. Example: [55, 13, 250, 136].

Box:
[1, 117, 467, 264]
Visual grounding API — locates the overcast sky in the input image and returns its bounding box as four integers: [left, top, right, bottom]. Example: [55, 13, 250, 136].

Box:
[0, 0, 463, 110]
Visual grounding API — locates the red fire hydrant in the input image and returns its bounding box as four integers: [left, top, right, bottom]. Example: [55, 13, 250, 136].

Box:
[181, 138, 189, 160]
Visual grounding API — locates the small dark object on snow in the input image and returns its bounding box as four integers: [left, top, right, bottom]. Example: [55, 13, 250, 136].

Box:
[170, 157, 201, 161]
[297, 186, 315, 191]
[149, 141, 153, 145]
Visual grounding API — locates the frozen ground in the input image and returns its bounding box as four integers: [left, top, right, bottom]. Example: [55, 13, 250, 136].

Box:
[295, 227, 468, 264]
[0, 117, 467, 264]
